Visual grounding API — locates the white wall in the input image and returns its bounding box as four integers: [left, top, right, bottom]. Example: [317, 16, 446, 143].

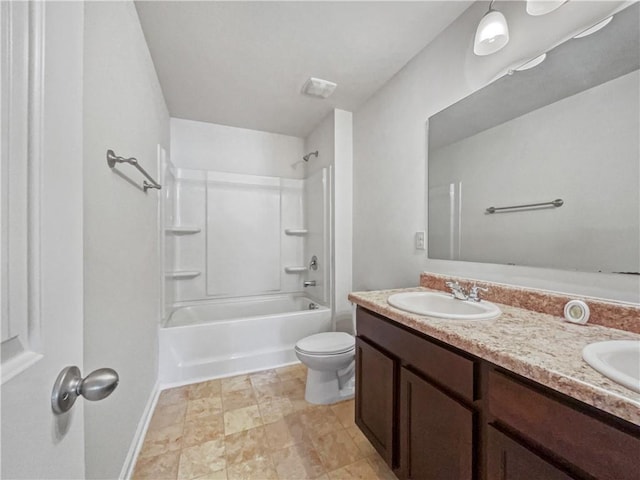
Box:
[83, 2, 170, 478]
[304, 109, 353, 331]
[429, 71, 639, 273]
[171, 118, 305, 178]
[353, 1, 639, 302]
[332, 110, 353, 331]
[304, 114, 335, 305]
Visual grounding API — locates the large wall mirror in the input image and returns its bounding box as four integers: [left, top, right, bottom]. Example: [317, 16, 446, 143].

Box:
[427, 3, 639, 275]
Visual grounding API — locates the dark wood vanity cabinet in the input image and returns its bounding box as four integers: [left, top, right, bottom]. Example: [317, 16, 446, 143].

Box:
[486, 369, 640, 480]
[356, 307, 476, 479]
[355, 306, 640, 480]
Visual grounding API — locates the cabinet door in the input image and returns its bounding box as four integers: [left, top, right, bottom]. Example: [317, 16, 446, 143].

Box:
[355, 337, 396, 467]
[486, 426, 575, 480]
[399, 367, 473, 480]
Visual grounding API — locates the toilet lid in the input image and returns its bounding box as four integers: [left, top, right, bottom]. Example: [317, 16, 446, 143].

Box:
[295, 332, 355, 355]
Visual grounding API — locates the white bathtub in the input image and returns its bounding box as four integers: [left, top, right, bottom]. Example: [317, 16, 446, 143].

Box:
[159, 295, 331, 385]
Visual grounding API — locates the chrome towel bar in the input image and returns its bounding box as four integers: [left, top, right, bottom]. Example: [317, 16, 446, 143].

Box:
[486, 198, 563, 214]
[107, 149, 161, 192]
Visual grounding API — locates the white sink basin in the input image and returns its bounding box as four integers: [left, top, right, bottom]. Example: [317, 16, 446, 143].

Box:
[387, 291, 501, 320]
[582, 340, 640, 393]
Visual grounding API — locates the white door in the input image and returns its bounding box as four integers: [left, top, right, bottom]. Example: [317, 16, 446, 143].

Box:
[1, 2, 87, 478]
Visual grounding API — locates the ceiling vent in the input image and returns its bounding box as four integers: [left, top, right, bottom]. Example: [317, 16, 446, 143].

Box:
[301, 77, 337, 99]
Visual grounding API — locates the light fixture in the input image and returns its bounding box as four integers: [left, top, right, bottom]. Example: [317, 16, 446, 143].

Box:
[526, 0, 568, 16]
[301, 77, 337, 99]
[515, 53, 547, 71]
[474, 1, 510, 56]
[573, 16, 613, 39]
[507, 52, 547, 76]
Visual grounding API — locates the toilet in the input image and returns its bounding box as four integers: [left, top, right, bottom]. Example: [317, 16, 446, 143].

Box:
[295, 331, 356, 405]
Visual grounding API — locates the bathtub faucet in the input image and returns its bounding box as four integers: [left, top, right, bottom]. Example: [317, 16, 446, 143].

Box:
[303, 280, 316, 288]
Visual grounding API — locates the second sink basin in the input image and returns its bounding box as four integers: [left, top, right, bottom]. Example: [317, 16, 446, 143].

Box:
[583, 340, 640, 393]
[387, 291, 501, 320]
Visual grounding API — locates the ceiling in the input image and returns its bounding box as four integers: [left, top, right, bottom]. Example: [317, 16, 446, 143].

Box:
[135, 1, 472, 138]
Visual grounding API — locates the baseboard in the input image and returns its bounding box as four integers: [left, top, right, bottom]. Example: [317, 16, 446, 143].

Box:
[119, 380, 160, 480]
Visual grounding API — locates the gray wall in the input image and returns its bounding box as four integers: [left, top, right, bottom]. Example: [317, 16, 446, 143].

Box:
[83, 2, 170, 478]
[352, 1, 639, 301]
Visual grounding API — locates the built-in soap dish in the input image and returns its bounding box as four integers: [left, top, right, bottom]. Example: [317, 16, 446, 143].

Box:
[284, 266, 308, 274]
[165, 270, 201, 279]
[165, 225, 201, 234]
[284, 229, 308, 236]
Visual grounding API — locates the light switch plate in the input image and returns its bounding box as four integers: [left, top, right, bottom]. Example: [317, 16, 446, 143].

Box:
[415, 231, 425, 250]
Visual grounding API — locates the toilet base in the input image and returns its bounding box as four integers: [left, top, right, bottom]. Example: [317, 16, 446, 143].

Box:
[304, 366, 355, 405]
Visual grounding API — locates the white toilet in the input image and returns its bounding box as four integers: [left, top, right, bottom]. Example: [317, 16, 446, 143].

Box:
[294, 331, 356, 405]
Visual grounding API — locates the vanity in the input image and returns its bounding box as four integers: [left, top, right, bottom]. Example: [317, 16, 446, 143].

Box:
[349, 277, 640, 480]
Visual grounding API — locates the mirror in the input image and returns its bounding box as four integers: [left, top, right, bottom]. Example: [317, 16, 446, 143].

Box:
[427, 3, 639, 274]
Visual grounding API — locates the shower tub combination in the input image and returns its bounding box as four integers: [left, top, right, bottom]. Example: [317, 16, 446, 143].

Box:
[159, 294, 331, 384]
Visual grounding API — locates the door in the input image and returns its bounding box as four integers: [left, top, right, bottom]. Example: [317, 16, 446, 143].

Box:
[1, 2, 86, 478]
[399, 367, 474, 480]
[486, 426, 575, 480]
[355, 336, 396, 467]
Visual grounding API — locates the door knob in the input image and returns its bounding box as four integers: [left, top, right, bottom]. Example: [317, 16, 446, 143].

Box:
[51, 366, 119, 414]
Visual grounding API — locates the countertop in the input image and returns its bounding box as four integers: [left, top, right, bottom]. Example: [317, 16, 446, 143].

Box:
[348, 287, 640, 426]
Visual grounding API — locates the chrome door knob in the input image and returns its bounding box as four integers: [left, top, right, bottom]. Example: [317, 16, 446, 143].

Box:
[78, 368, 119, 401]
[51, 366, 119, 414]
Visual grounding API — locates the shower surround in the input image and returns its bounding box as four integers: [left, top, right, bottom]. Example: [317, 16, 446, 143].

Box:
[160, 162, 332, 384]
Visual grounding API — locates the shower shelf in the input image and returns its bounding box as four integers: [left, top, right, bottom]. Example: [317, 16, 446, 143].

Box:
[284, 229, 308, 236]
[165, 225, 201, 234]
[165, 270, 201, 279]
[284, 266, 308, 274]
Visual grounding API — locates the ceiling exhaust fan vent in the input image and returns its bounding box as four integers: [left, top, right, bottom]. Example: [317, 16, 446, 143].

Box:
[301, 77, 337, 99]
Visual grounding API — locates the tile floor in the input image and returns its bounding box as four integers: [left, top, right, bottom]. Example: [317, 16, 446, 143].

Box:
[132, 364, 397, 480]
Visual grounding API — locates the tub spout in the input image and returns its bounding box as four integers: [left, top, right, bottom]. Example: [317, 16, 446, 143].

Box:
[303, 280, 316, 287]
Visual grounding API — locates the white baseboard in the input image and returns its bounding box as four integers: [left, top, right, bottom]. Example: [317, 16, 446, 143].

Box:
[119, 380, 160, 480]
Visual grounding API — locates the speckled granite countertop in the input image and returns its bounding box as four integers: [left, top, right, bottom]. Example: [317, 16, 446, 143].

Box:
[348, 287, 640, 426]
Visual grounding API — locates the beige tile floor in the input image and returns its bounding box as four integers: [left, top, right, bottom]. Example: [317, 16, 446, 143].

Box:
[132, 364, 398, 480]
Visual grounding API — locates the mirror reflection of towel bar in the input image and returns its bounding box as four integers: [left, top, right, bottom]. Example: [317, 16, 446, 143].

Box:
[486, 198, 563, 214]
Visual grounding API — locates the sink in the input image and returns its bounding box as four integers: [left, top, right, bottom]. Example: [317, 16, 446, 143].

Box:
[582, 340, 640, 393]
[387, 291, 501, 320]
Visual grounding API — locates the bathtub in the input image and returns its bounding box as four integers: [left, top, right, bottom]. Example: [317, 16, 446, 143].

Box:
[159, 294, 331, 384]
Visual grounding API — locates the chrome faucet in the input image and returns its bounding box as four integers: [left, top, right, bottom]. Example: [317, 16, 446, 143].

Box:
[445, 281, 468, 300]
[303, 280, 316, 288]
[468, 284, 489, 302]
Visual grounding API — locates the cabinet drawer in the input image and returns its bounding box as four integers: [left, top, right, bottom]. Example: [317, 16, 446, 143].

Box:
[357, 307, 475, 401]
[488, 370, 640, 480]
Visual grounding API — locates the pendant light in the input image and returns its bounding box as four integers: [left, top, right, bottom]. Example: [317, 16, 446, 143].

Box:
[573, 16, 613, 39]
[474, 1, 510, 56]
[526, 0, 567, 16]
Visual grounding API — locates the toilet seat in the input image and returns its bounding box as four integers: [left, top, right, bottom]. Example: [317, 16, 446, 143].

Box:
[295, 332, 355, 356]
